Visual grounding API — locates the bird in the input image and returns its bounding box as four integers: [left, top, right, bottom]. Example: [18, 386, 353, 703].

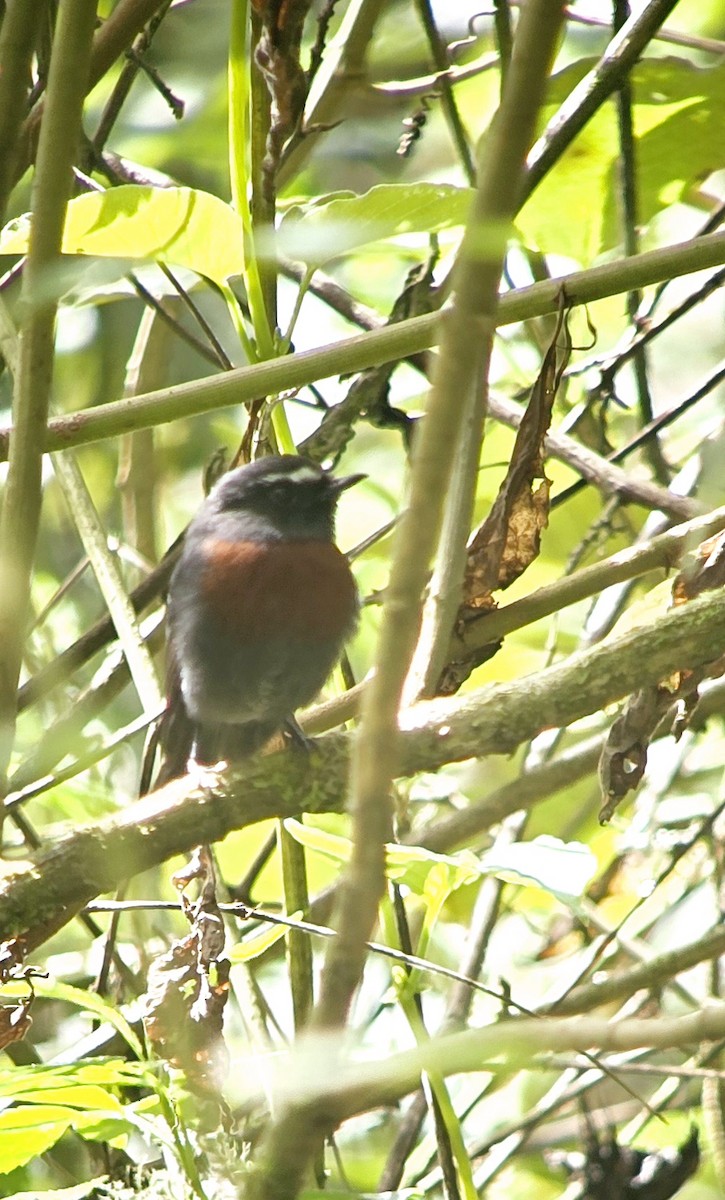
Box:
[157, 455, 364, 783]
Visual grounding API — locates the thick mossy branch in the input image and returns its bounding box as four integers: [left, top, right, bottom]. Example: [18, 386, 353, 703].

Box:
[1, 586, 723, 948]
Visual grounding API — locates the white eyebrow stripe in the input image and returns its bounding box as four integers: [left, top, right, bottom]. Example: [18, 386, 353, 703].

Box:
[273, 466, 323, 484]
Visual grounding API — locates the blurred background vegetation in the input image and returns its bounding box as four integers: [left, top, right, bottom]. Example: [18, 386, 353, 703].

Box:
[1, 0, 725, 1196]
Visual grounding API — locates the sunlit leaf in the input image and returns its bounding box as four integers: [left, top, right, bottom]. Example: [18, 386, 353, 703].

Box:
[0, 1059, 146, 1100]
[277, 182, 475, 266]
[385, 843, 480, 895]
[284, 819, 480, 895]
[520, 56, 725, 262]
[0, 186, 246, 286]
[230, 912, 302, 962]
[480, 835, 597, 899]
[0, 1107, 73, 1172]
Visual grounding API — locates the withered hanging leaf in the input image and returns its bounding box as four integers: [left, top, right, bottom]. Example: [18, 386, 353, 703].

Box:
[143, 848, 230, 1096]
[599, 527, 725, 822]
[143, 932, 230, 1089]
[438, 296, 571, 695]
[672, 528, 725, 604]
[598, 686, 667, 824]
[468, 470, 552, 604]
[0, 939, 36, 1048]
[301, 254, 437, 463]
[463, 299, 569, 605]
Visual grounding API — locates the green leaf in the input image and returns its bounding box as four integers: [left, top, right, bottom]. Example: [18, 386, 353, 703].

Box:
[480, 835, 597, 900]
[283, 819, 480, 895]
[520, 56, 725, 262]
[4, 1181, 107, 1200]
[0, 186, 246, 287]
[0, 1107, 73, 1173]
[6, 1083, 122, 1112]
[283, 818, 352, 861]
[70, 1107, 133, 1147]
[602, 57, 725, 252]
[0, 1096, 133, 1173]
[230, 912, 302, 963]
[277, 182, 475, 266]
[385, 843, 480, 895]
[29, 981, 143, 1058]
[0, 1060, 146, 1100]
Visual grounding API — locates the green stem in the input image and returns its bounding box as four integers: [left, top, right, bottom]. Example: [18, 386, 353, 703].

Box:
[0, 0, 44, 223]
[310, 0, 561, 1038]
[7, 228, 725, 459]
[277, 820, 314, 1033]
[228, 0, 274, 360]
[0, 0, 97, 797]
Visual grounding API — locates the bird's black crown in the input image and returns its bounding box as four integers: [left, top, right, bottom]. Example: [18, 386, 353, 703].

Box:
[209, 455, 363, 541]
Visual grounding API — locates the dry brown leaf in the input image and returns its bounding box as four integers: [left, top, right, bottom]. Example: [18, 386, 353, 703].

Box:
[599, 527, 725, 822]
[672, 528, 725, 604]
[438, 297, 571, 694]
[0, 939, 36, 1048]
[143, 847, 230, 1096]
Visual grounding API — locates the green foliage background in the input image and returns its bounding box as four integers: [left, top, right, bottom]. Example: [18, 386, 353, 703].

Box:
[0, 1, 725, 1197]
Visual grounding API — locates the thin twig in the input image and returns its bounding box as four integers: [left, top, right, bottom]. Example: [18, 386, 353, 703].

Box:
[413, 0, 475, 184]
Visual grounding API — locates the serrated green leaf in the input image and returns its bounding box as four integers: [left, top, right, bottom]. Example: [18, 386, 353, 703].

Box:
[0, 1105, 79, 1129]
[277, 182, 474, 266]
[0, 1059, 147, 1100]
[0, 185, 246, 287]
[0, 1099, 130, 1173]
[8, 1084, 123, 1112]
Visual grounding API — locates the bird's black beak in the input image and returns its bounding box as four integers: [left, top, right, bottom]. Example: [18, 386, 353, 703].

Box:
[330, 472, 366, 494]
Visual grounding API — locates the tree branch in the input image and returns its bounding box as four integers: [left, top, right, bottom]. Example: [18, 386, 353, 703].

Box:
[3, 229, 725, 460]
[2, 586, 723, 950]
[238, 1003, 725, 1127]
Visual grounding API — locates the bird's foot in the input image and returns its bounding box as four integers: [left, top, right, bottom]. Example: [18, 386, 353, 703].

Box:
[283, 715, 315, 753]
[185, 756, 228, 787]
